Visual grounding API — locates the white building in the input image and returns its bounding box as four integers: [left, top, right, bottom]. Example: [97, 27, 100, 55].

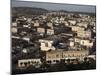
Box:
[68, 20, 76, 25]
[71, 26, 84, 32]
[34, 22, 39, 27]
[47, 29, 54, 35]
[80, 40, 93, 47]
[39, 39, 55, 51]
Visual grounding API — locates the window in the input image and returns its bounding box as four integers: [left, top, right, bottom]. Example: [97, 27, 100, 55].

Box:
[24, 62, 28, 66]
[45, 43, 48, 47]
[47, 60, 51, 64]
[56, 54, 59, 58]
[56, 60, 59, 63]
[28, 61, 30, 65]
[53, 60, 56, 62]
[20, 62, 23, 66]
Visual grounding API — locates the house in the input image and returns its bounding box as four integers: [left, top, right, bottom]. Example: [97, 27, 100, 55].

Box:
[68, 38, 74, 47]
[41, 15, 47, 19]
[47, 22, 53, 29]
[47, 29, 54, 35]
[71, 26, 84, 32]
[68, 20, 76, 25]
[46, 50, 89, 64]
[60, 16, 65, 23]
[37, 27, 45, 35]
[11, 27, 17, 33]
[34, 21, 40, 27]
[18, 58, 41, 68]
[27, 18, 32, 23]
[80, 40, 93, 47]
[74, 37, 81, 43]
[77, 30, 91, 38]
[39, 39, 55, 51]
[77, 22, 88, 28]
[12, 22, 17, 26]
[64, 21, 69, 26]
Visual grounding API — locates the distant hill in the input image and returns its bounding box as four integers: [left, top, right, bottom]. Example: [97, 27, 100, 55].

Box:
[12, 7, 95, 17]
[12, 7, 48, 16]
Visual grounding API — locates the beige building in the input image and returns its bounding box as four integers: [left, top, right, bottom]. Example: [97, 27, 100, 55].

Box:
[47, 22, 53, 28]
[18, 59, 41, 68]
[77, 22, 88, 28]
[71, 26, 84, 32]
[39, 39, 55, 51]
[80, 40, 93, 47]
[77, 30, 91, 38]
[34, 22, 39, 27]
[11, 27, 17, 33]
[37, 27, 45, 34]
[46, 50, 89, 64]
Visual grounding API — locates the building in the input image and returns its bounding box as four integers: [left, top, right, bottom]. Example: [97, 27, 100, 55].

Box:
[34, 22, 40, 27]
[12, 22, 17, 27]
[46, 50, 89, 64]
[71, 26, 85, 32]
[18, 58, 41, 68]
[47, 29, 54, 35]
[68, 20, 76, 25]
[47, 22, 53, 29]
[11, 27, 17, 33]
[39, 39, 55, 51]
[37, 27, 45, 35]
[77, 22, 88, 28]
[77, 30, 91, 38]
[80, 39, 93, 47]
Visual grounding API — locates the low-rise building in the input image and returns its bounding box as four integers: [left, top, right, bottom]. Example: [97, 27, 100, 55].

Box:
[77, 30, 91, 38]
[39, 39, 55, 51]
[18, 58, 41, 68]
[68, 20, 76, 25]
[11, 27, 17, 33]
[34, 22, 40, 27]
[12, 22, 17, 27]
[37, 27, 45, 34]
[77, 22, 88, 28]
[47, 29, 54, 35]
[46, 50, 89, 64]
[71, 26, 85, 32]
[47, 22, 53, 29]
[80, 40, 93, 47]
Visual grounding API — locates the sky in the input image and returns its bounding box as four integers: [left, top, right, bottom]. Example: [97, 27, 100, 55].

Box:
[11, 0, 96, 13]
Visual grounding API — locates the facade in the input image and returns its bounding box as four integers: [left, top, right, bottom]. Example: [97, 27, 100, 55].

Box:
[37, 27, 45, 34]
[47, 29, 54, 35]
[11, 27, 17, 33]
[77, 30, 91, 38]
[39, 39, 55, 51]
[46, 50, 89, 64]
[71, 26, 84, 32]
[34, 22, 40, 27]
[68, 20, 76, 25]
[18, 59, 41, 68]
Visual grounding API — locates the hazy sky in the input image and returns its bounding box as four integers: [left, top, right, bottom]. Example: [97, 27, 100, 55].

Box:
[12, 0, 96, 13]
